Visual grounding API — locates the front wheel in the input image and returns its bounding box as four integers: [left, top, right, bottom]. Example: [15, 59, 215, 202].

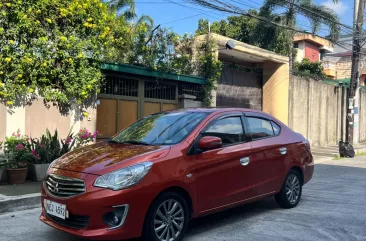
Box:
[275, 169, 302, 209]
[143, 192, 190, 241]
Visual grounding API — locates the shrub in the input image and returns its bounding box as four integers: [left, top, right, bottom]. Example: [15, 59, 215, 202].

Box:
[293, 58, 326, 80]
[3, 130, 33, 167]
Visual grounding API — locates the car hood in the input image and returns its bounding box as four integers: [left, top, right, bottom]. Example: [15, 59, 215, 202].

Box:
[53, 141, 170, 175]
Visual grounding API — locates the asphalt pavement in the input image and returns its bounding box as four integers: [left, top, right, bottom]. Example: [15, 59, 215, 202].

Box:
[1, 157, 366, 241]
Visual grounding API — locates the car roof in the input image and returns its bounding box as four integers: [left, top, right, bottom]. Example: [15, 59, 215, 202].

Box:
[165, 107, 263, 114]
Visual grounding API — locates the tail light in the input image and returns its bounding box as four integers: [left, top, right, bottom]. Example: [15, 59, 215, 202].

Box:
[304, 139, 311, 151]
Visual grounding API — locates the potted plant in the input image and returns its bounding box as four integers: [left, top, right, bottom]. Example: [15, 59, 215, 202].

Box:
[27, 129, 63, 182]
[27, 128, 99, 182]
[3, 130, 32, 184]
[6, 160, 29, 184]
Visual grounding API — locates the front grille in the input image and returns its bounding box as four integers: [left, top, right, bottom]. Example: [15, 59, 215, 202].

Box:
[45, 174, 85, 198]
[46, 213, 90, 230]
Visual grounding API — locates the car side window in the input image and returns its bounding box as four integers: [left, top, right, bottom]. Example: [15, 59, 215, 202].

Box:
[247, 117, 274, 140]
[203, 117, 244, 146]
[272, 121, 281, 135]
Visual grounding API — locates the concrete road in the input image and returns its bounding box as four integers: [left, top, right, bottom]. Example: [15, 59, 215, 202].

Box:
[1, 157, 366, 241]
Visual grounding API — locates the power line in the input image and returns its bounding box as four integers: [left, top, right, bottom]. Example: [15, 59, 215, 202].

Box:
[160, 13, 203, 26]
[159, 0, 366, 54]
[279, 0, 354, 31]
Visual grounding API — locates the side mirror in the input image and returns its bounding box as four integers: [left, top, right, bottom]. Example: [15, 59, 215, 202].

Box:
[198, 136, 222, 150]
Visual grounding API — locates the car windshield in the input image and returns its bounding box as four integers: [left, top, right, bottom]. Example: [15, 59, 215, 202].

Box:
[111, 111, 209, 145]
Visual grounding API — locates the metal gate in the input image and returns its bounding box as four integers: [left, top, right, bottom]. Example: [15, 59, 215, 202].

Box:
[97, 73, 178, 138]
[216, 66, 263, 110]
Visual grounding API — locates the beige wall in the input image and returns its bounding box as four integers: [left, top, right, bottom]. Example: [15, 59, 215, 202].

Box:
[263, 62, 290, 125]
[288, 76, 346, 146]
[0, 103, 6, 142]
[25, 99, 71, 138]
[336, 58, 352, 79]
[6, 102, 25, 137]
[359, 90, 366, 143]
[1, 97, 97, 141]
[294, 41, 305, 63]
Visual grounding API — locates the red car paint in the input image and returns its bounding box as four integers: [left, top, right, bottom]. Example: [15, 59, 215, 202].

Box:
[40, 108, 314, 240]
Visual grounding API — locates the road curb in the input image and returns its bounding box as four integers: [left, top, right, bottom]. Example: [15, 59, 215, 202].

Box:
[314, 147, 366, 162]
[0, 193, 41, 214]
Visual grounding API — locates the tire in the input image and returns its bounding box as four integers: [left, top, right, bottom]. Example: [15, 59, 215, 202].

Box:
[143, 192, 190, 241]
[275, 169, 302, 209]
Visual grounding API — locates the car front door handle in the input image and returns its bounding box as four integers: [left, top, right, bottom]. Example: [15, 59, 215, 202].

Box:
[280, 147, 287, 155]
[240, 157, 250, 166]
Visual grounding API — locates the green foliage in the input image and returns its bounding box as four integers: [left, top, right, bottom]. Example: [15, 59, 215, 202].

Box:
[4, 130, 27, 155]
[195, 38, 223, 106]
[263, 0, 341, 60]
[105, 0, 136, 20]
[28, 129, 62, 164]
[195, 9, 291, 56]
[0, 0, 130, 106]
[7, 160, 28, 169]
[2, 128, 99, 165]
[125, 23, 195, 75]
[3, 129, 33, 167]
[293, 58, 326, 80]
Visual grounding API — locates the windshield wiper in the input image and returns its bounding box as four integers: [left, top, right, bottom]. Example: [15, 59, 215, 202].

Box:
[120, 140, 151, 145]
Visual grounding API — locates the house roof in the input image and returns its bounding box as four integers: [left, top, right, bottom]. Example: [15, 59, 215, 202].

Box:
[100, 62, 206, 85]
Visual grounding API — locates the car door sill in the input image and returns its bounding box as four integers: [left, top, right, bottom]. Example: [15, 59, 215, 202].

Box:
[199, 191, 277, 216]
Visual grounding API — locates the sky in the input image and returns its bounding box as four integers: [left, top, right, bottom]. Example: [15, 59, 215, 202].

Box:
[135, 0, 355, 37]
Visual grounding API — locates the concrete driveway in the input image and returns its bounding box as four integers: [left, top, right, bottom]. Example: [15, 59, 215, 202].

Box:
[0, 157, 365, 241]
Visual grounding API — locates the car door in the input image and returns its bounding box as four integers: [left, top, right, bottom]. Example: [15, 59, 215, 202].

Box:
[192, 113, 256, 213]
[244, 113, 287, 195]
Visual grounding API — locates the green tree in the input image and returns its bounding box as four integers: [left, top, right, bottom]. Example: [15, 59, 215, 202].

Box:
[263, 0, 340, 63]
[195, 9, 291, 56]
[104, 0, 136, 20]
[0, 0, 130, 107]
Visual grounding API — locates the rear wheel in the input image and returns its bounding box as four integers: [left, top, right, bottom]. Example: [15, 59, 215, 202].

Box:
[275, 170, 302, 208]
[143, 192, 190, 241]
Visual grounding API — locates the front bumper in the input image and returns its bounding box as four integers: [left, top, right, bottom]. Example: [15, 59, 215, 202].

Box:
[39, 169, 156, 240]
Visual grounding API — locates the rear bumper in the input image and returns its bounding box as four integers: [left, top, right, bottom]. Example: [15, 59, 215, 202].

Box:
[303, 154, 314, 185]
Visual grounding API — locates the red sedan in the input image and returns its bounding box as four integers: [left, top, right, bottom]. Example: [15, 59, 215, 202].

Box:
[40, 108, 314, 241]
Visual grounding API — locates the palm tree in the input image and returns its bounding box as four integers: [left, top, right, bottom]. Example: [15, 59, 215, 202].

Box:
[263, 0, 341, 65]
[104, 0, 136, 20]
[264, 0, 340, 39]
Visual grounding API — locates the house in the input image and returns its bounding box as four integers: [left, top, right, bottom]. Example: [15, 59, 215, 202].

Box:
[323, 34, 366, 85]
[293, 33, 334, 63]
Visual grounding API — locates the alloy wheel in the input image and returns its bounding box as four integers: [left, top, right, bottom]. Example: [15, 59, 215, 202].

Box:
[285, 174, 301, 204]
[154, 199, 185, 241]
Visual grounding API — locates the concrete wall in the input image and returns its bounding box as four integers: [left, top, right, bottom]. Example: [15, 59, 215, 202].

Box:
[0, 103, 6, 142]
[289, 76, 347, 146]
[178, 94, 203, 108]
[263, 62, 290, 125]
[24, 99, 71, 138]
[359, 90, 366, 143]
[0, 97, 96, 141]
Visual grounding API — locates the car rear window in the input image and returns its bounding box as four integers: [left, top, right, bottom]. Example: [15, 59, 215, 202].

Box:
[247, 117, 274, 140]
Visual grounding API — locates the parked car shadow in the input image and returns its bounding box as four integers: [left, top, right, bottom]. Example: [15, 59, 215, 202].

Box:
[46, 163, 366, 241]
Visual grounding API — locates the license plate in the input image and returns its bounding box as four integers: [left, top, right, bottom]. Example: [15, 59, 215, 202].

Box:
[45, 199, 66, 220]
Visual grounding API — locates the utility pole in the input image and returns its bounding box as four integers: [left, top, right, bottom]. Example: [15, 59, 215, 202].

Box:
[347, 0, 365, 144]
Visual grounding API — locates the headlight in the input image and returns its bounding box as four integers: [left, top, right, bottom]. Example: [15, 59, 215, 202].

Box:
[94, 162, 153, 190]
[47, 159, 58, 173]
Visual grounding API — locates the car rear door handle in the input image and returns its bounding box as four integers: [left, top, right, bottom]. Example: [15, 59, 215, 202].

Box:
[240, 157, 250, 166]
[279, 147, 287, 155]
